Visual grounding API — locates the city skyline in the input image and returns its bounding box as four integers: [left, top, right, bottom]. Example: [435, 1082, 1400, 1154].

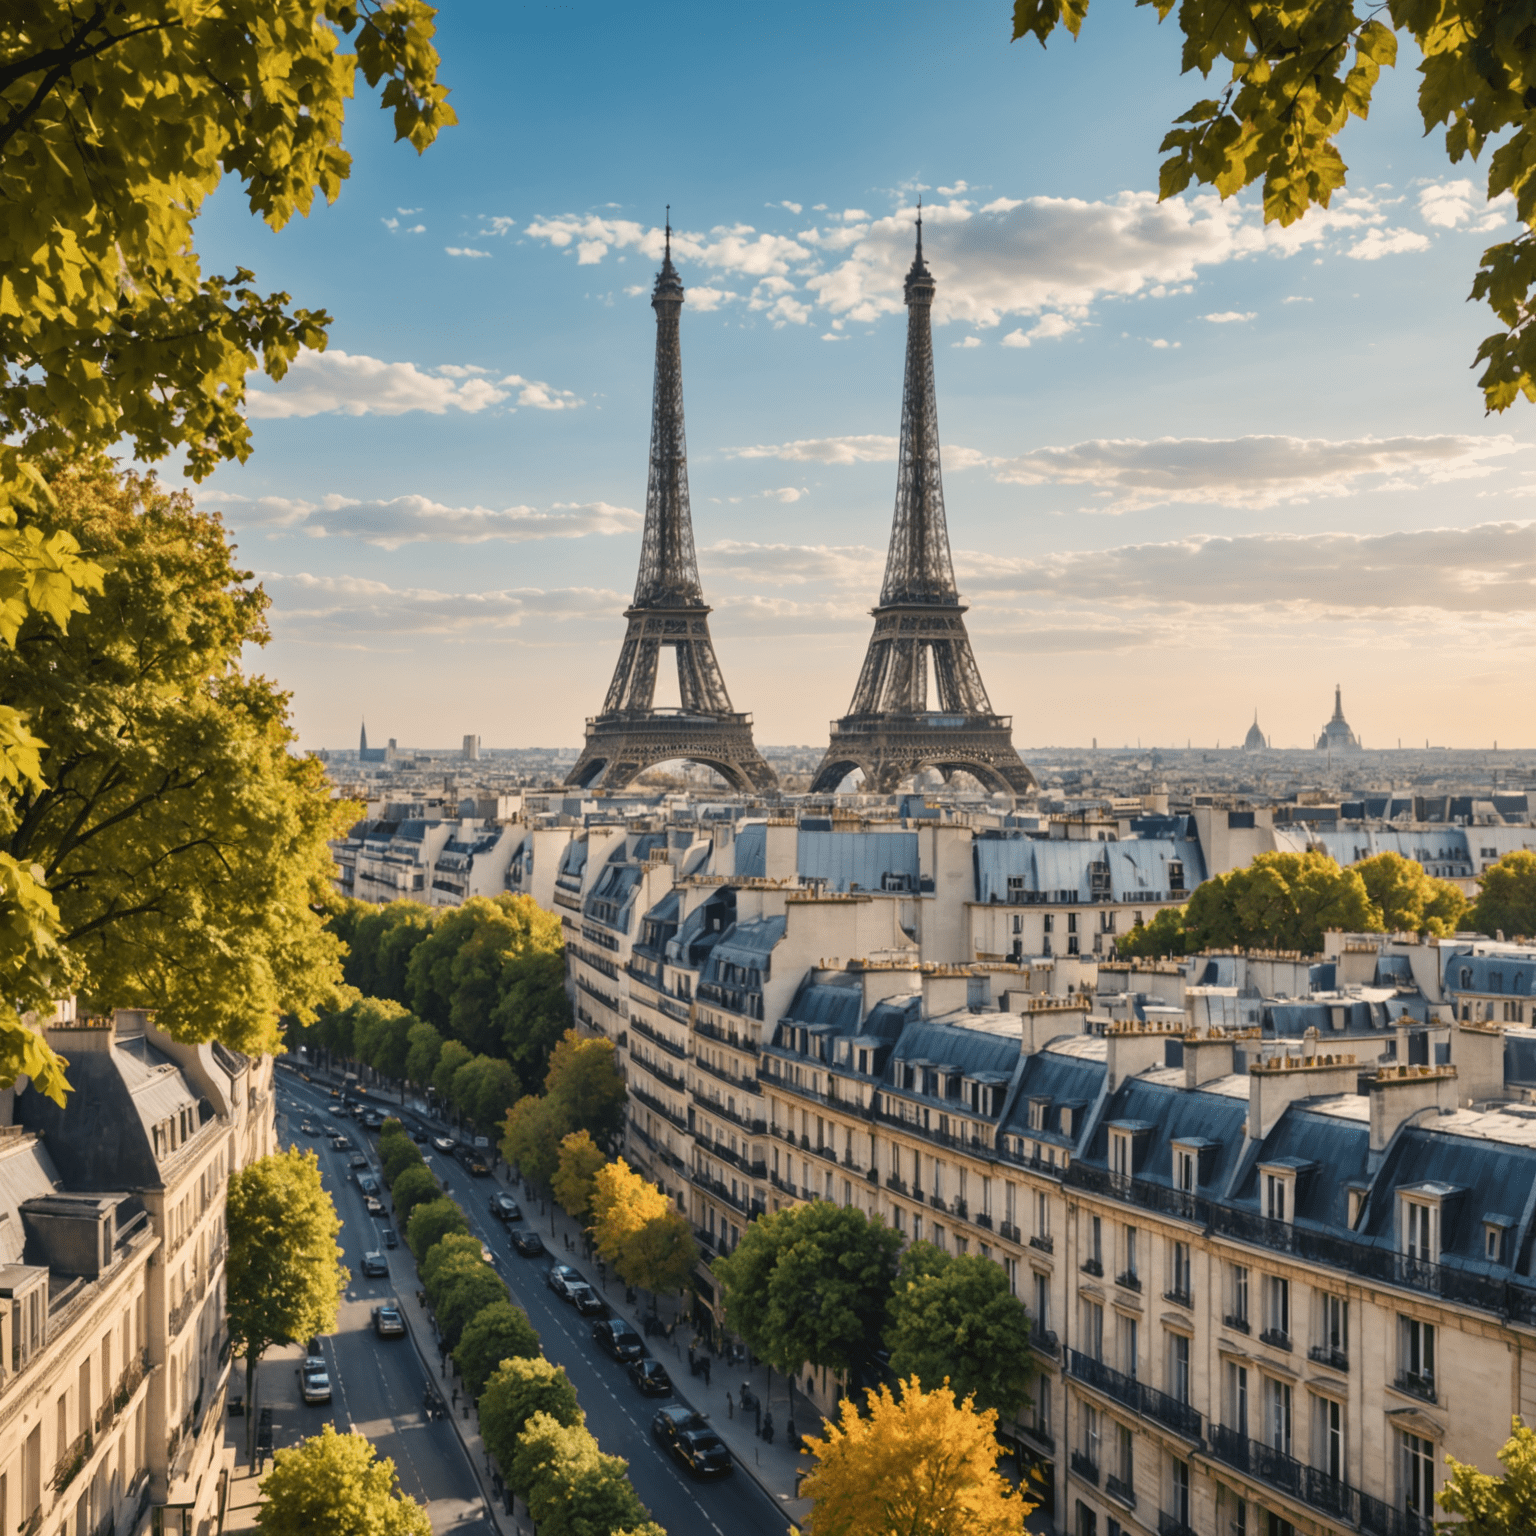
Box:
[183, 5, 1535, 753]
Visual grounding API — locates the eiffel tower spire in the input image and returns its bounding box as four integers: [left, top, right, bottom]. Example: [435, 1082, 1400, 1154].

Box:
[811, 218, 1035, 799]
[566, 219, 776, 795]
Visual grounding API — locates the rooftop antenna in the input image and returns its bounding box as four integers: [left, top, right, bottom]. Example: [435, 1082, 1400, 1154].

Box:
[916, 194, 923, 260]
[665, 205, 671, 262]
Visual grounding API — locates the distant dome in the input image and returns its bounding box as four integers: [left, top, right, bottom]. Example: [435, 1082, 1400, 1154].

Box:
[1316, 684, 1361, 751]
[1242, 712, 1267, 751]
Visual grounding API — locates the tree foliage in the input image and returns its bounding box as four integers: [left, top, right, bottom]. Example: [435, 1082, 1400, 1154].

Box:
[436, 1263, 509, 1349]
[404, 1019, 443, 1085]
[1356, 851, 1467, 936]
[587, 1155, 697, 1295]
[800, 1376, 1033, 1536]
[619, 1206, 698, 1298]
[545, 1030, 628, 1150]
[227, 1149, 347, 1422]
[453, 1299, 542, 1400]
[0, 0, 454, 478]
[389, 1164, 439, 1226]
[3, 461, 351, 1055]
[1470, 851, 1536, 940]
[480, 1356, 583, 1477]
[552, 1131, 607, 1222]
[256, 1423, 430, 1536]
[351, 996, 416, 1082]
[420, 1232, 485, 1299]
[1116, 905, 1190, 959]
[511, 1413, 655, 1536]
[591, 1158, 670, 1261]
[502, 1092, 563, 1187]
[451, 1052, 521, 1130]
[1010, 0, 1536, 412]
[886, 1245, 1035, 1419]
[715, 1201, 902, 1378]
[1183, 850, 1378, 954]
[433, 1038, 473, 1103]
[1439, 1416, 1536, 1535]
[380, 1134, 424, 1187]
[405, 1196, 469, 1259]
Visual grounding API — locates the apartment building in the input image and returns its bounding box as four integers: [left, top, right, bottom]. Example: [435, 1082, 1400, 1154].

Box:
[0, 1005, 274, 1536]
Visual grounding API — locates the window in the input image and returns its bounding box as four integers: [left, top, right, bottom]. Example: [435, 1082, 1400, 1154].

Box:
[1034, 1270, 1049, 1329]
[1119, 1314, 1139, 1380]
[1169, 1456, 1190, 1525]
[1111, 1133, 1130, 1179]
[1317, 1396, 1344, 1481]
[1318, 1294, 1348, 1365]
[1263, 1275, 1291, 1346]
[1086, 1215, 1103, 1273]
[1115, 1421, 1134, 1488]
[1228, 1264, 1250, 1331]
[1067, 912, 1078, 934]
[1399, 1316, 1436, 1397]
[1168, 1240, 1191, 1303]
[1033, 1379, 1052, 1442]
[1123, 1226, 1138, 1281]
[1486, 1223, 1507, 1263]
[1401, 1430, 1435, 1517]
[1168, 1332, 1190, 1403]
[1036, 1189, 1050, 1242]
[1044, 914, 1054, 934]
[1227, 1362, 1249, 1437]
[1175, 1149, 1195, 1192]
[1075, 1500, 1097, 1536]
[1267, 1378, 1293, 1456]
[1265, 1173, 1288, 1223]
[1404, 1200, 1437, 1263]
[1082, 1300, 1104, 1362]
[1082, 1402, 1102, 1470]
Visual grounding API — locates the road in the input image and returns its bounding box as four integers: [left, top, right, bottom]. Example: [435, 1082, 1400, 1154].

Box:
[275, 1074, 791, 1536]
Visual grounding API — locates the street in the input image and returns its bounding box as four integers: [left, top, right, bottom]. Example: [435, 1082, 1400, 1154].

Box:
[272, 1075, 793, 1536]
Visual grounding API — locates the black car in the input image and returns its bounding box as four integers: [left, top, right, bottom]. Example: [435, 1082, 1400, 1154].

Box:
[382, 1226, 398, 1249]
[361, 1250, 388, 1278]
[567, 1282, 607, 1318]
[628, 1358, 672, 1396]
[349, 1153, 368, 1170]
[545, 1264, 582, 1300]
[511, 1228, 545, 1258]
[490, 1193, 521, 1222]
[410, 1127, 428, 1143]
[674, 1426, 733, 1479]
[652, 1404, 706, 1452]
[592, 1318, 645, 1362]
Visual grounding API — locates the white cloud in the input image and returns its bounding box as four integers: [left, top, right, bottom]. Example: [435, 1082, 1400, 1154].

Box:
[953, 336, 983, 349]
[1203, 311, 1255, 323]
[381, 216, 399, 231]
[1282, 295, 1313, 304]
[1417, 179, 1512, 232]
[759, 487, 808, 503]
[524, 213, 811, 276]
[1147, 338, 1181, 349]
[243, 349, 580, 419]
[987, 433, 1523, 511]
[477, 216, 518, 237]
[217, 494, 638, 550]
[778, 201, 803, 215]
[699, 540, 883, 588]
[686, 286, 741, 313]
[725, 434, 898, 465]
[1001, 314, 1076, 348]
[398, 207, 421, 215]
[446, 246, 491, 258]
[1346, 227, 1431, 260]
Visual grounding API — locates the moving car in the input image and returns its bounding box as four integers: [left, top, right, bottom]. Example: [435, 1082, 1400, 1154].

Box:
[431, 1135, 456, 1154]
[360, 1250, 388, 1278]
[329, 1135, 351, 1151]
[511, 1228, 545, 1258]
[545, 1264, 582, 1300]
[364, 1195, 385, 1217]
[299, 1358, 332, 1405]
[382, 1227, 398, 1249]
[592, 1318, 645, 1363]
[372, 1302, 405, 1338]
[457, 1145, 490, 1177]
[672, 1424, 733, 1479]
[410, 1127, 428, 1144]
[628, 1358, 672, 1397]
[299, 1122, 318, 1136]
[348, 1154, 368, 1170]
[357, 1174, 380, 1197]
[652, 1405, 707, 1455]
[567, 1282, 607, 1318]
[490, 1193, 521, 1222]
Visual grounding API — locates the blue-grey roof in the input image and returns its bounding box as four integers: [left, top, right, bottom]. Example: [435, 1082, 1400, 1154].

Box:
[974, 835, 1205, 904]
[1079, 1077, 1249, 1192]
[891, 1021, 1020, 1081]
[1230, 1109, 1370, 1226]
[1447, 955, 1536, 996]
[732, 825, 922, 892]
[1000, 1050, 1108, 1140]
[705, 916, 786, 979]
[784, 975, 863, 1030]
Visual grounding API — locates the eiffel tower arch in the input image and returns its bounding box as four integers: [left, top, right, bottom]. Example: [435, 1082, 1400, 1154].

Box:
[811, 216, 1036, 801]
[566, 226, 776, 796]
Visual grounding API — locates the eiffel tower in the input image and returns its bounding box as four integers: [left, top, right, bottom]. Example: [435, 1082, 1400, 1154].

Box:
[811, 215, 1036, 799]
[566, 223, 776, 796]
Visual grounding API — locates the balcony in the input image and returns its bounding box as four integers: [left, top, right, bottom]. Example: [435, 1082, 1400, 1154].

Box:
[630, 1085, 689, 1133]
[1163, 1287, 1193, 1309]
[1030, 1327, 1059, 1359]
[886, 1175, 909, 1196]
[691, 1091, 767, 1137]
[768, 1171, 797, 1197]
[1223, 1313, 1251, 1335]
[635, 1056, 686, 1092]
[1116, 1270, 1142, 1293]
[695, 1053, 762, 1097]
[1069, 1450, 1099, 1486]
[1158, 1514, 1196, 1536]
[629, 1015, 687, 1060]
[1259, 1328, 1292, 1352]
[1393, 1370, 1436, 1403]
[1021, 1422, 1055, 1454]
[52, 1430, 92, 1494]
[1068, 1350, 1202, 1441]
[1106, 1473, 1136, 1507]
[974, 1212, 993, 1230]
[1308, 1345, 1349, 1372]
[1081, 1257, 1103, 1277]
[696, 1019, 759, 1055]
[1065, 1163, 1206, 1224]
[929, 1193, 949, 1213]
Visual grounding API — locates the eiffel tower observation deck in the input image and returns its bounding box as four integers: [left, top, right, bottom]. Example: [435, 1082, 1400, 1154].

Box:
[565, 222, 776, 795]
[810, 216, 1036, 799]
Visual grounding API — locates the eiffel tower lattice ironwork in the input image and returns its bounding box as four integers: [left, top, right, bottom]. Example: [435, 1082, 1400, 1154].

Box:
[811, 215, 1036, 799]
[566, 223, 776, 795]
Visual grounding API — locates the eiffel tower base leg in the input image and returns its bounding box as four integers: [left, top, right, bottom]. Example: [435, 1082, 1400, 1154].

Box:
[810, 721, 1036, 801]
[566, 715, 778, 795]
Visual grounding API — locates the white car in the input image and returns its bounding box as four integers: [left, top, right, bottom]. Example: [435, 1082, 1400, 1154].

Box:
[299, 1357, 332, 1405]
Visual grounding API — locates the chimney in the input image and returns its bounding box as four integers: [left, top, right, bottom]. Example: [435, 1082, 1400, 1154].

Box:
[1184, 1033, 1236, 1090]
[1247, 1051, 1360, 1142]
[921, 970, 970, 1017]
[764, 819, 797, 881]
[1369, 1064, 1457, 1154]
[1105, 1021, 1183, 1093]
[1450, 1021, 1506, 1106]
[856, 962, 922, 1014]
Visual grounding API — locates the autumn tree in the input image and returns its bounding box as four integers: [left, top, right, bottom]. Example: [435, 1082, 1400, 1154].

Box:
[886, 1245, 1035, 1419]
[480, 1356, 583, 1476]
[0, 1, 453, 477]
[715, 1201, 902, 1381]
[590, 1159, 669, 1260]
[256, 1424, 430, 1536]
[502, 1093, 564, 1188]
[620, 1207, 698, 1301]
[405, 1196, 470, 1259]
[546, 1031, 628, 1150]
[1439, 1417, 1536, 1535]
[801, 1376, 1033, 1536]
[227, 1150, 347, 1447]
[1183, 851, 1378, 954]
[1011, 3, 1536, 412]
[1356, 851, 1468, 936]
[552, 1131, 607, 1222]
[1470, 852, 1536, 940]
[453, 1300, 542, 1399]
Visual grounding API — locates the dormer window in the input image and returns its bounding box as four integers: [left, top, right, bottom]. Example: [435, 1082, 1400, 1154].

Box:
[1110, 1130, 1131, 1180]
[1266, 1174, 1287, 1223]
[1402, 1198, 1438, 1264]
[1175, 1149, 1195, 1193]
[1258, 1162, 1299, 1226]
[1028, 1098, 1049, 1132]
[1059, 1106, 1075, 1138]
[1485, 1221, 1508, 1263]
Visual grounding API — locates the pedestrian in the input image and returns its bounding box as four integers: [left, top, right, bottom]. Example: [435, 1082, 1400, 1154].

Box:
[451, 1386, 459, 1408]
[726, 1391, 734, 1419]
[762, 1410, 774, 1445]
[787, 1415, 798, 1450]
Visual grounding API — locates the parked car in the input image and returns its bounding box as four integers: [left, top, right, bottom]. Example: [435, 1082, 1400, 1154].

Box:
[651, 1405, 706, 1452]
[628, 1358, 672, 1397]
[361, 1250, 388, 1278]
[410, 1127, 428, 1144]
[511, 1228, 545, 1258]
[348, 1154, 368, 1170]
[431, 1135, 456, 1154]
[357, 1174, 380, 1198]
[457, 1145, 490, 1177]
[545, 1264, 582, 1300]
[672, 1425, 733, 1479]
[592, 1318, 645, 1363]
[382, 1227, 399, 1249]
[490, 1193, 521, 1222]
[364, 1195, 385, 1217]
[567, 1282, 607, 1318]
[372, 1302, 405, 1338]
[299, 1358, 332, 1405]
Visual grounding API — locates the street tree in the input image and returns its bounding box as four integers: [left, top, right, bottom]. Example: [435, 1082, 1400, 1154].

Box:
[344, 902, 435, 1003]
[404, 1020, 444, 1087]
[502, 1093, 563, 1187]
[436, 1264, 509, 1348]
[886, 1245, 1035, 1419]
[716, 1202, 902, 1380]
[1183, 851, 1378, 953]
[512, 1413, 655, 1536]
[1116, 906, 1189, 959]
[420, 1233, 485, 1299]
[432, 1039, 473, 1104]
[389, 1164, 439, 1226]
[381, 1136, 424, 1187]
[552, 1132, 608, 1222]
[1010, 3, 1536, 413]
[800, 1376, 1033, 1536]
[479, 1356, 582, 1476]
[256, 1424, 430, 1536]
[1439, 1417, 1536, 1535]
[227, 1150, 346, 1444]
[452, 1053, 521, 1131]
[5, 461, 354, 1056]
[1356, 851, 1468, 936]
[453, 1300, 542, 1399]
[351, 996, 415, 1085]
[620, 1206, 698, 1302]
[1470, 852, 1536, 939]
[494, 942, 574, 1087]
[423, 1251, 487, 1313]
[0, 1, 454, 478]
[405, 1197, 469, 1260]
[546, 1031, 628, 1150]
[591, 1159, 670, 1263]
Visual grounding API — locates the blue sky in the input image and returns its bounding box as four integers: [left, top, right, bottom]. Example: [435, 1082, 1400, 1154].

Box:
[188, 3, 1535, 753]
